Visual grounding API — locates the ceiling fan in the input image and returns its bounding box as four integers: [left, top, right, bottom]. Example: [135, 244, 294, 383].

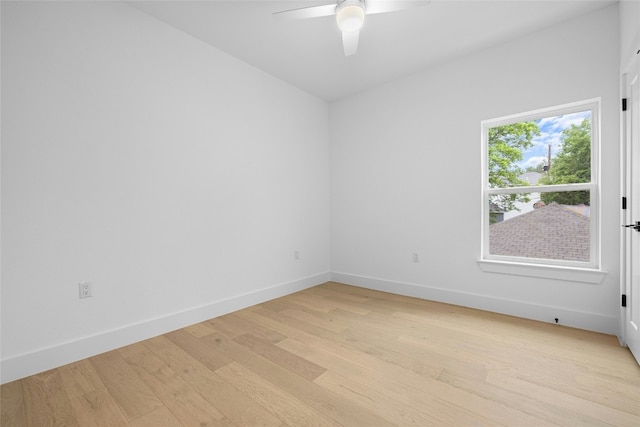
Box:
[273, 0, 431, 56]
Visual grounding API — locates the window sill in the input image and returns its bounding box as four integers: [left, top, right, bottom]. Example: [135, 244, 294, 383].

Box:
[477, 260, 607, 284]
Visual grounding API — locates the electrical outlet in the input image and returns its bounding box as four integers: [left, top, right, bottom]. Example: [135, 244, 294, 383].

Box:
[412, 252, 420, 263]
[79, 282, 92, 299]
[294, 250, 300, 260]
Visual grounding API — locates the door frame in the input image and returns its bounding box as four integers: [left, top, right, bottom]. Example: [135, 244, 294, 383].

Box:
[620, 47, 640, 359]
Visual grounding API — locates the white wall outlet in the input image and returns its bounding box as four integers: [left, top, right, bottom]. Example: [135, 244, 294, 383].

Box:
[412, 252, 420, 263]
[79, 282, 92, 299]
[294, 250, 300, 260]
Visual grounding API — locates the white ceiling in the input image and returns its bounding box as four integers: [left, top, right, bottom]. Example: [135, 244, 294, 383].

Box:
[128, 0, 616, 101]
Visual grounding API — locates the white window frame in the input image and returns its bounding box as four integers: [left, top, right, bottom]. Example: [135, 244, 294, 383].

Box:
[479, 99, 606, 283]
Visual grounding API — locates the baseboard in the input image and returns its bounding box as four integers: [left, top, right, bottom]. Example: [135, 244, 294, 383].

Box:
[1, 272, 330, 384]
[330, 272, 618, 336]
[3, 270, 618, 383]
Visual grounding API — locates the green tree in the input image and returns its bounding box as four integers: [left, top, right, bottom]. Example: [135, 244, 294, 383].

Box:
[488, 121, 540, 214]
[539, 118, 591, 205]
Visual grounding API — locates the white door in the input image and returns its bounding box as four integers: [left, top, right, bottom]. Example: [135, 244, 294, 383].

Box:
[622, 52, 640, 365]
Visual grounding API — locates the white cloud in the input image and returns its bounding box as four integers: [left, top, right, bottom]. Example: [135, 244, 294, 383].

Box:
[525, 111, 591, 160]
[505, 110, 592, 171]
[519, 155, 547, 170]
[537, 111, 590, 135]
[529, 132, 563, 160]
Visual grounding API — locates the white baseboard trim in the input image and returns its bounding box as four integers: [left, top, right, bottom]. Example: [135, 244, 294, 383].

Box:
[1, 272, 330, 384]
[330, 272, 618, 336]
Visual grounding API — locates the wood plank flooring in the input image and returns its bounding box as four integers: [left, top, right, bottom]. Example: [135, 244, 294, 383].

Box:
[2, 282, 639, 426]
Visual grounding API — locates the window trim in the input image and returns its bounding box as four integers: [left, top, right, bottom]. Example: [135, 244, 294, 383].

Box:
[477, 260, 607, 284]
[480, 99, 602, 274]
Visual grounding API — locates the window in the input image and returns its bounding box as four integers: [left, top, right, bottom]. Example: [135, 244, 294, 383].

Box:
[481, 99, 600, 272]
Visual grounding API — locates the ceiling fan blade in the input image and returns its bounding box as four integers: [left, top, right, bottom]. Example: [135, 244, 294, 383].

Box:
[342, 30, 360, 56]
[365, 0, 430, 15]
[273, 3, 337, 21]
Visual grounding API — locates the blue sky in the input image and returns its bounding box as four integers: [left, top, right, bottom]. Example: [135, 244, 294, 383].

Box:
[518, 110, 591, 170]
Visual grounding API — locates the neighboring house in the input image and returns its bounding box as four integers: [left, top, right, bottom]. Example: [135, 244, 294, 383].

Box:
[519, 171, 543, 185]
[503, 171, 544, 221]
[490, 202, 590, 262]
[489, 202, 505, 223]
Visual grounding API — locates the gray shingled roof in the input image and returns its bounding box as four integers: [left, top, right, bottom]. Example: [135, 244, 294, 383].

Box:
[489, 203, 590, 261]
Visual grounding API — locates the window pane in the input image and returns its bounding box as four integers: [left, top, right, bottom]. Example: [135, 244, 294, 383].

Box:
[488, 111, 592, 199]
[489, 191, 590, 262]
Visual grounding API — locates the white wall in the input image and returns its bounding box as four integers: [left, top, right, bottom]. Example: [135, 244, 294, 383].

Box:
[330, 5, 620, 335]
[1, 1, 330, 383]
[0, 1, 626, 384]
[620, 0, 640, 67]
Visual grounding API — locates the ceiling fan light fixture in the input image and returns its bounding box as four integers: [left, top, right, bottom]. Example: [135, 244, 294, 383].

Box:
[336, 0, 365, 32]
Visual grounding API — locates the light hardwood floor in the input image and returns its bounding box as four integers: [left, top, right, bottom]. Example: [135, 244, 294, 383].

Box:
[2, 282, 639, 426]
